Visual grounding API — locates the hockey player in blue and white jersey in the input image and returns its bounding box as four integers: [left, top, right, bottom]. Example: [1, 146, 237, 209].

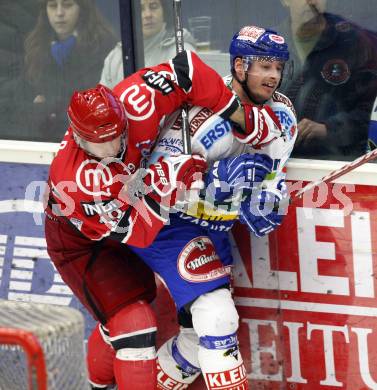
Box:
[367, 96, 377, 151]
[130, 26, 297, 390]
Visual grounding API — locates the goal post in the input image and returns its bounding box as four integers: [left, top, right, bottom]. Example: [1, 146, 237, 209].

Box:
[0, 300, 89, 390]
[0, 328, 47, 390]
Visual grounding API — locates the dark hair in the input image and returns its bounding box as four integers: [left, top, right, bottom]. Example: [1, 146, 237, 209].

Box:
[24, 0, 115, 85]
[159, 0, 174, 30]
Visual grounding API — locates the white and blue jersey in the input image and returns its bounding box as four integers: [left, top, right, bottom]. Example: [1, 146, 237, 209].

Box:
[367, 96, 377, 151]
[131, 78, 297, 309]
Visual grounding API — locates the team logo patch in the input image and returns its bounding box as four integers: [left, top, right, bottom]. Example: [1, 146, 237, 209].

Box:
[224, 346, 239, 360]
[119, 83, 156, 121]
[269, 34, 284, 44]
[237, 26, 265, 43]
[272, 92, 295, 113]
[76, 159, 114, 197]
[335, 21, 351, 32]
[177, 237, 228, 283]
[76, 158, 131, 199]
[321, 59, 351, 85]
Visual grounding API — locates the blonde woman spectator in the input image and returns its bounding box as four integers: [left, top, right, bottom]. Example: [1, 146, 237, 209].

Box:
[100, 0, 196, 88]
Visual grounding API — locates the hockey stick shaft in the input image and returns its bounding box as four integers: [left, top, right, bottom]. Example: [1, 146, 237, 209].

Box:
[173, 0, 192, 154]
[291, 147, 377, 202]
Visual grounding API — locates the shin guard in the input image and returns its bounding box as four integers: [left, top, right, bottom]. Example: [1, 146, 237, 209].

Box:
[87, 323, 116, 389]
[198, 334, 248, 390]
[191, 289, 249, 389]
[107, 301, 157, 390]
[157, 328, 201, 389]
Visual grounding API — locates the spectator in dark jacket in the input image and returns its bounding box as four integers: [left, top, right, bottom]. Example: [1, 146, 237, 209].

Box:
[0, 1, 38, 141]
[277, 0, 377, 160]
[23, 0, 117, 142]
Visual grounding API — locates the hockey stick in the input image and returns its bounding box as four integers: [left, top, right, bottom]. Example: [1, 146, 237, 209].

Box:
[173, 0, 192, 154]
[290, 147, 377, 203]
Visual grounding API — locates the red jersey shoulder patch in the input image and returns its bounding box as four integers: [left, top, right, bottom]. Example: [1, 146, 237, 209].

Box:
[116, 78, 156, 121]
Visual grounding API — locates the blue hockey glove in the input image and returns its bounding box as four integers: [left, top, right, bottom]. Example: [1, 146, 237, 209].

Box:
[204, 153, 273, 202]
[239, 180, 288, 237]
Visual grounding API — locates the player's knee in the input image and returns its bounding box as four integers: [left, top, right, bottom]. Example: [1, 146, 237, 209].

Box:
[175, 327, 200, 358]
[159, 330, 201, 374]
[191, 288, 239, 359]
[172, 327, 200, 370]
[97, 323, 112, 345]
[107, 300, 157, 361]
[191, 288, 239, 338]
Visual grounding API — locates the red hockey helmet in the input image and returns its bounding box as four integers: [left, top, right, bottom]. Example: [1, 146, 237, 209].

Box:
[68, 84, 127, 143]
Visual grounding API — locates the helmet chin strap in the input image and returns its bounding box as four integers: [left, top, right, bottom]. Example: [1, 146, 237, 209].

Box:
[232, 69, 267, 105]
[118, 133, 127, 159]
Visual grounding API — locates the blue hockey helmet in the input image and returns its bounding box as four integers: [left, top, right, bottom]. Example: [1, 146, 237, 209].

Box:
[229, 26, 289, 70]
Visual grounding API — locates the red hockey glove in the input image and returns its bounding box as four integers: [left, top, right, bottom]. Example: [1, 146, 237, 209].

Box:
[233, 103, 282, 148]
[145, 155, 207, 206]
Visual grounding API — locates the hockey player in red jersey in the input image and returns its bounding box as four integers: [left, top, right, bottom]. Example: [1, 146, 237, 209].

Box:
[45, 49, 281, 390]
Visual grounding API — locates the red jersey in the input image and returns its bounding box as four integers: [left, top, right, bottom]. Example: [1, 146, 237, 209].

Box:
[47, 51, 239, 247]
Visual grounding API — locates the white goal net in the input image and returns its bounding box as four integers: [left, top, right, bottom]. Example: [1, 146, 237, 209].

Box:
[0, 300, 89, 390]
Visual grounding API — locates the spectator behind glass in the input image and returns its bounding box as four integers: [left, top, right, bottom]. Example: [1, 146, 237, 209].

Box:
[0, 1, 39, 140]
[100, 0, 196, 88]
[276, 0, 377, 160]
[23, 0, 117, 142]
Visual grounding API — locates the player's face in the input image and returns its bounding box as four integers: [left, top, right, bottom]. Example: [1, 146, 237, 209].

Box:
[46, 0, 80, 41]
[245, 60, 283, 103]
[84, 135, 123, 159]
[141, 0, 164, 39]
